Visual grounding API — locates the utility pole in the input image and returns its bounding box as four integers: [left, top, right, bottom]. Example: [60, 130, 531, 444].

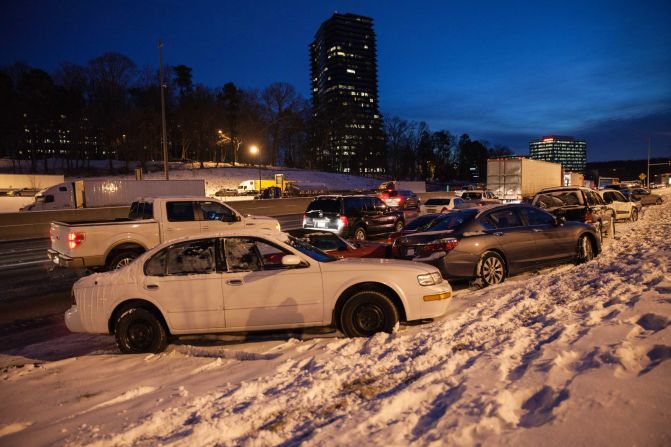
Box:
[159, 40, 169, 180]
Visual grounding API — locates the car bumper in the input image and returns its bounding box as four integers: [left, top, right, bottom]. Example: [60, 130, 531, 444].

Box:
[47, 249, 86, 268]
[416, 283, 452, 320]
[64, 305, 85, 333]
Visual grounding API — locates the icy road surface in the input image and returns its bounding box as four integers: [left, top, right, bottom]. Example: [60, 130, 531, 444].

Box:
[1, 190, 670, 446]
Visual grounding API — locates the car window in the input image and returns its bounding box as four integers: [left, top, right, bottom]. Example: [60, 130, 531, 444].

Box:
[344, 197, 364, 214]
[256, 240, 292, 270]
[129, 201, 154, 220]
[287, 236, 337, 262]
[147, 239, 216, 276]
[461, 192, 482, 200]
[307, 198, 341, 213]
[428, 210, 476, 231]
[166, 201, 195, 222]
[613, 191, 626, 202]
[222, 238, 262, 272]
[371, 197, 387, 211]
[534, 191, 584, 207]
[425, 198, 451, 206]
[197, 201, 236, 222]
[586, 191, 602, 206]
[487, 208, 523, 228]
[520, 206, 554, 226]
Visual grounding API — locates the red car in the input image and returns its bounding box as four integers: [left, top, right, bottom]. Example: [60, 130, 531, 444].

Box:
[289, 229, 390, 258]
[377, 189, 420, 210]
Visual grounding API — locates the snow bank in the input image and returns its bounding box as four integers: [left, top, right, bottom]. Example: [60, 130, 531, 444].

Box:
[1, 190, 670, 446]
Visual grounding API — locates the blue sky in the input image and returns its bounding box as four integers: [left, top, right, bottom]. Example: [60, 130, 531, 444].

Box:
[2, 0, 670, 160]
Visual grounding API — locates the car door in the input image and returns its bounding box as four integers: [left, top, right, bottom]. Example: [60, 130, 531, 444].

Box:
[482, 207, 539, 271]
[518, 206, 575, 263]
[195, 200, 243, 233]
[142, 238, 225, 331]
[162, 201, 201, 241]
[605, 191, 630, 219]
[221, 237, 324, 329]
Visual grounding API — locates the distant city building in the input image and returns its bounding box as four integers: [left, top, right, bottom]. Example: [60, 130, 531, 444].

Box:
[529, 135, 586, 174]
[310, 12, 385, 174]
[17, 114, 107, 160]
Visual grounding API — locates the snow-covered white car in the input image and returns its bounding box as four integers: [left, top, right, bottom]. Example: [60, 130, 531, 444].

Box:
[597, 189, 641, 222]
[65, 230, 452, 353]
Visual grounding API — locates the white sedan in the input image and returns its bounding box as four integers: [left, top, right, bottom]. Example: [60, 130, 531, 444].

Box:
[65, 230, 452, 353]
[419, 197, 464, 214]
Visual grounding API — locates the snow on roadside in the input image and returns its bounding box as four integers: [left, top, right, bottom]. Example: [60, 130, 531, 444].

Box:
[1, 191, 670, 446]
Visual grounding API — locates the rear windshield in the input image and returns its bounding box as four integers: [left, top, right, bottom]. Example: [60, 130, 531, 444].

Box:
[533, 191, 584, 208]
[428, 210, 477, 231]
[307, 198, 341, 213]
[404, 214, 442, 231]
[425, 198, 451, 205]
[461, 192, 483, 200]
[129, 201, 154, 220]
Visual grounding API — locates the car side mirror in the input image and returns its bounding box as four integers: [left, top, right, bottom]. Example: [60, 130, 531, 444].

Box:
[281, 255, 302, 266]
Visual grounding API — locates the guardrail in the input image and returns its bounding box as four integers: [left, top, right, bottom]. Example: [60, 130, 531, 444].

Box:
[0, 192, 452, 242]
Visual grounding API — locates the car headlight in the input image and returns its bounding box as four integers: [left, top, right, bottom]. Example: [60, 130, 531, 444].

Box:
[417, 272, 443, 286]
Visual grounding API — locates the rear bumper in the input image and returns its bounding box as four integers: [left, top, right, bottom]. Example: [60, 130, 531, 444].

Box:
[48, 249, 85, 268]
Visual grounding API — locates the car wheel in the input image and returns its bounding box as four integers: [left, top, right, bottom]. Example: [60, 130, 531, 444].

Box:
[353, 226, 367, 240]
[107, 250, 140, 271]
[340, 290, 399, 337]
[115, 308, 168, 354]
[576, 234, 595, 264]
[394, 220, 404, 232]
[477, 252, 506, 286]
[630, 208, 638, 222]
[656, 198, 662, 205]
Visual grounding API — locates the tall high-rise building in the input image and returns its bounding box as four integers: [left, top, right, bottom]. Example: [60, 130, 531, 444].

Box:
[529, 135, 586, 173]
[310, 13, 385, 174]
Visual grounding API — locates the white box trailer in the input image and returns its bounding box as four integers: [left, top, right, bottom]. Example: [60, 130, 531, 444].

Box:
[0, 174, 64, 194]
[487, 158, 563, 202]
[22, 179, 206, 210]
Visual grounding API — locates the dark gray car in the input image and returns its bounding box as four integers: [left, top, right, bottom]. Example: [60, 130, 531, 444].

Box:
[393, 204, 601, 286]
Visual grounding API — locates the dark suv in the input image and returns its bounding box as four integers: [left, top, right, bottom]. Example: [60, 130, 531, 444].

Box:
[303, 195, 405, 240]
[531, 186, 616, 240]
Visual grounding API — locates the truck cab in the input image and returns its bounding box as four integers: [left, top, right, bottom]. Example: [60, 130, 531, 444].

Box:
[22, 183, 75, 211]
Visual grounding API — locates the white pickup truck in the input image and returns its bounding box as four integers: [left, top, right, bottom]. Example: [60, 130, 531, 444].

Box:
[47, 196, 281, 270]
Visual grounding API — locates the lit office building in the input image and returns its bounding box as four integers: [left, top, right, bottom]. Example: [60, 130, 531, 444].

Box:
[310, 13, 385, 174]
[529, 135, 586, 174]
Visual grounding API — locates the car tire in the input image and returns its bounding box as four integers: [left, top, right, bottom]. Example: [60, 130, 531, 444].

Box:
[340, 290, 399, 337]
[630, 208, 638, 222]
[115, 308, 168, 354]
[107, 250, 140, 271]
[394, 220, 404, 232]
[576, 234, 595, 264]
[353, 226, 367, 240]
[477, 252, 506, 286]
[656, 198, 662, 205]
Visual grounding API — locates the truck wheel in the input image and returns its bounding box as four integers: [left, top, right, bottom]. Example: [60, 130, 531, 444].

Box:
[340, 290, 399, 337]
[107, 250, 140, 270]
[115, 308, 168, 354]
[353, 226, 367, 240]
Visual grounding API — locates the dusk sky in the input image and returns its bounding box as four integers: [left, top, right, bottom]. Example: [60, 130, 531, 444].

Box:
[2, 0, 670, 161]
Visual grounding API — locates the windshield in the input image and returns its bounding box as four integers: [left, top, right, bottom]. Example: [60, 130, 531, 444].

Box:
[404, 214, 442, 231]
[287, 236, 338, 262]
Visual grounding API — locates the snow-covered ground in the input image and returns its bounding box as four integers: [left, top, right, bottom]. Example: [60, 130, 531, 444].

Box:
[1, 190, 670, 446]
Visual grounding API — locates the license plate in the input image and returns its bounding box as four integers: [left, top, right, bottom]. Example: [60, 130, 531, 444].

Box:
[406, 248, 415, 256]
[316, 220, 327, 228]
[426, 208, 436, 213]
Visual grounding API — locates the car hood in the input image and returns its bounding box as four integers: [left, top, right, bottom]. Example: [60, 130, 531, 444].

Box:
[320, 257, 439, 274]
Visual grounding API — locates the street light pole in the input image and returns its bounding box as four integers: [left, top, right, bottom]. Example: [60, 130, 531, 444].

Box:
[250, 145, 261, 193]
[158, 40, 169, 180]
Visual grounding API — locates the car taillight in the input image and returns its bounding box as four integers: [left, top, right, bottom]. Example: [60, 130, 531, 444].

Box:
[584, 211, 593, 223]
[419, 238, 459, 255]
[339, 215, 349, 227]
[68, 232, 85, 250]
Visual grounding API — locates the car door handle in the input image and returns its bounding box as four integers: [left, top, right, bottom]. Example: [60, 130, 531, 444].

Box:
[494, 232, 504, 237]
[146, 284, 159, 290]
[226, 279, 243, 285]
